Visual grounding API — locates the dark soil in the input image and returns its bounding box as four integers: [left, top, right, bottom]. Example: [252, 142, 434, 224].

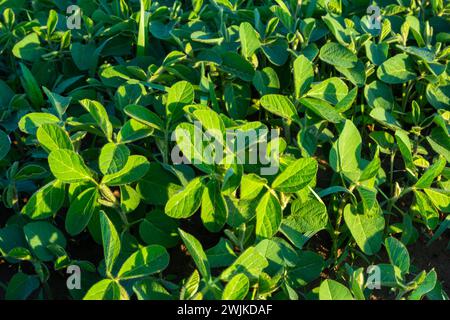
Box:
[408, 232, 450, 293]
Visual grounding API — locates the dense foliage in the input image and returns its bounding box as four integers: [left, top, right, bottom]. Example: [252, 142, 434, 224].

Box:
[0, 0, 449, 300]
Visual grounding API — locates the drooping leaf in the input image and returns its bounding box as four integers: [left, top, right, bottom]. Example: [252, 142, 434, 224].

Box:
[65, 187, 99, 236]
[99, 211, 121, 275]
[178, 229, 210, 280]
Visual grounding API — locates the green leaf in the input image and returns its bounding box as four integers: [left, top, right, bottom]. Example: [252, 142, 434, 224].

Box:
[293, 55, 314, 99]
[83, 279, 125, 300]
[256, 191, 282, 239]
[260, 94, 298, 122]
[19, 63, 44, 108]
[370, 108, 402, 130]
[5, 272, 39, 300]
[192, 109, 226, 136]
[426, 84, 450, 110]
[335, 60, 366, 87]
[48, 149, 93, 183]
[319, 280, 354, 300]
[23, 221, 66, 261]
[414, 190, 439, 229]
[220, 247, 268, 281]
[239, 22, 260, 58]
[71, 43, 99, 71]
[288, 251, 324, 287]
[306, 77, 348, 104]
[174, 122, 215, 174]
[99, 211, 121, 275]
[133, 279, 173, 300]
[98, 143, 130, 175]
[80, 99, 113, 141]
[253, 67, 280, 96]
[137, 163, 182, 206]
[0, 130, 10, 160]
[167, 81, 195, 119]
[179, 270, 201, 300]
[42, 87, 71, 119]
[255, 238, 299, 274]
[206, 238, 237, 268]
[139, 210, 179, 248]
[124, 104, 164, 131]
[12, 33, 44, 62]
[37, 123, 73, 152]
[343, 204, 385, 255]
[272, 158, 318, 193]
[18, 112, 60, 135]
[165, 177, 205, 219]
[120, 185, 141, 214]
[427, 127, 450, 163]
[424, 189, 450, 213]
[137, 0, 150, 56]
[117, 245, 169, 280]
[261, 38, 289, 66]
[364, 80, 394, 110]
[178, 229, 211, 280]
[329, 119, 362, 179]
[288, 199, 328, 233]
[101, 155, 150, 186]
[359, 150, 381, 181]
[65, 187, 99, 236]
[220, 51, 255, 82]
[201, 180, 228, 233]
[117, 118, 153, 142]
[222, 274, 249, 300]
[319, 42, 358, 68]
[409, 270, 437, 300]
[377, 53, 416, 84]
[300, 97, 344, 124]
[395, 130, 415, 172]
[365, 41, 388, 65]
[21, 180, 65, 220]
[0, 225, 28, 259]
[385, 237, 410, 274]
[6, 247, 32, 261]
[415, 156, 446, 189]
